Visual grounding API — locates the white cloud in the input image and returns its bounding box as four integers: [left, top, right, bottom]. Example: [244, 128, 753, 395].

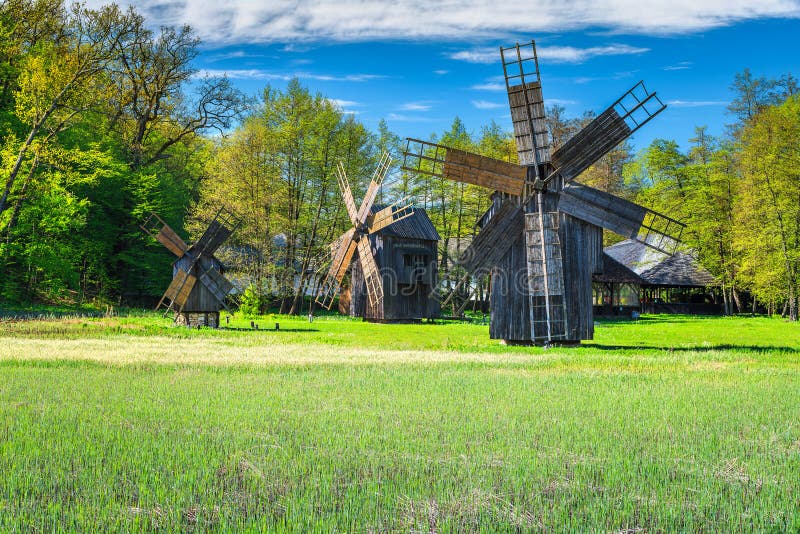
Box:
[539, 44, 649, 62]
[449, 49, 498, 64]
[548, 98, 578, 105]
[433, 69, 449, 75]
[667, 100, 728, 107]
[86, 0, 800, 44]
[399, 102, 432, 111]
[471, 82, 506, 91]
[386, 113, 437, 122]
[451, 43, 649, 64]
[472, 100, 505, 109]
[328, 98, 359, 108]
[664, 61, 693, 71]
[194, 69, 383, 82]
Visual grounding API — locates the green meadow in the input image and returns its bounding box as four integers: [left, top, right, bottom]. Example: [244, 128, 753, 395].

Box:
[1, 314, 799, 531]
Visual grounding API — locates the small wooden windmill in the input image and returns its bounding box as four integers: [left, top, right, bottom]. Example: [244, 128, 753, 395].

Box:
[402, 40, 685, 344]
[316, 153, 417, 319]
[141, 207, 241, 327]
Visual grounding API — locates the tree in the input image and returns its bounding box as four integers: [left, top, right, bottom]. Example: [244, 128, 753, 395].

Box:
[0, 2, 134, 220]
[107, 16, 247, 169]
[735, 96, 800, 319]
[194, 80, 379, 314]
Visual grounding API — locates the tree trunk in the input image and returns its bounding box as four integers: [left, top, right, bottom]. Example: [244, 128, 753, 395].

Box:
[732, 288, 742, 313]
[721, 283, 730, 315]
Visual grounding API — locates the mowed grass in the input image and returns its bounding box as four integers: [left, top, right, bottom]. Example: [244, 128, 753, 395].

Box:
[1, 314, 799, 531]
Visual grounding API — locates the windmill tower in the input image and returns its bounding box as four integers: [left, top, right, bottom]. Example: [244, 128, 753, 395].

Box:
[316, 153, 436, 321]
[402, 40, 685, 344]
[141, 207, 241, 327]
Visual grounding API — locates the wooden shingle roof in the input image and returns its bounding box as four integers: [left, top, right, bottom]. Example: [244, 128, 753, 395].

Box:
[370, 205, 440, 241]
[600, 239, 717, 288]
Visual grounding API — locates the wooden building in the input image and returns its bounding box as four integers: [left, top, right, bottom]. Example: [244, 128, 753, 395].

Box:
[593, 239, 720, 315]
[172, 254, 227, 327]
[345, 205, 440, 321]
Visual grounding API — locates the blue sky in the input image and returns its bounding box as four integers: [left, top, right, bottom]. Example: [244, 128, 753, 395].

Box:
[106, 1, 799, 153]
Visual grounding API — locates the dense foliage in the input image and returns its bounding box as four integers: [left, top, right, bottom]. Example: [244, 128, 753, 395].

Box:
[1, 0, 798, 318]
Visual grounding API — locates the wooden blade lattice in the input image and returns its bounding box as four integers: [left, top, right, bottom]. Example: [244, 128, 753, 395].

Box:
[558, 182, 684, 255]
[190, 207, 240, 258]
[459, 200, 525, 273]
[402, 139, 527, 196]
[335, 162, 360, 227]
[140, 212, 188, 257]
[367, 200, 414, 234]
[356, 152, 392, 225]
[316, 228, 358, 310]
[357, 238, 384, 309]
[501, 41, 551, 169]
[156, 268, 196, 313]
[547, 81, 666, 185]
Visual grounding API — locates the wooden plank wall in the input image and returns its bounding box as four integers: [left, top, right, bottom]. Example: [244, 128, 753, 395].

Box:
[350, 235, 440, 321]
[173, 255, 225, 313]
[487, 190, 603, 343]
[559, 213, 596, 341]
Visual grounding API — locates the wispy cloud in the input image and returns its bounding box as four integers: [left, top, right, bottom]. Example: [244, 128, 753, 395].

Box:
[328, 98, 359, 108]
[449, 49, 498, 64]
[88, 0, 800, 44]
[667, 100, 728, 107]
[205, 50, 263, 62]
[433, 69, 449, 75]
[399, 102, 432, 111]
[194, 69, 384, 82]
[548, 98, 578, 105]
[451, 43, 649, 64]
[472, 100, 505, 110]
[386, 113, 437, 122]
[539, 44, 649, 62]
[664, 61, 693, 71]
[471, 82, 506, 91]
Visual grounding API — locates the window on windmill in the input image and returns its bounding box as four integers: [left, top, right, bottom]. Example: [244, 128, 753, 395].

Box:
[413, 255, 427, 268]
[403, 254, 412, 267]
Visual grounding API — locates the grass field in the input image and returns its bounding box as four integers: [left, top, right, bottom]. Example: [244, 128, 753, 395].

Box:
[1, 313, 799, 531]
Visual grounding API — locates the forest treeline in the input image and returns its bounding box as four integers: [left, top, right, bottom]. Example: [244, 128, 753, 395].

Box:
[1, 1, 798, 318]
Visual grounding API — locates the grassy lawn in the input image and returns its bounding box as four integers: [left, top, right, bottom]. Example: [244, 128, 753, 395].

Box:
[1, 314, 799, 531]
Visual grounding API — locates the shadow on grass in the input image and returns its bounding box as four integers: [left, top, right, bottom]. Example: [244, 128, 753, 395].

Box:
[582, 343, 800, 353]
[595, 315, 729, 326]
[218, 327, 319, 333]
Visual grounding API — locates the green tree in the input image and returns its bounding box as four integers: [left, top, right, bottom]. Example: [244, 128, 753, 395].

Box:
[735, 95, 800, 319]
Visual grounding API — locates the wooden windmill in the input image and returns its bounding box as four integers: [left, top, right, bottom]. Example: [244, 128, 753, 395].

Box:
[402, 40, 685, 344]
[316, 153, 416, 318]
[141, 207, 241, 327]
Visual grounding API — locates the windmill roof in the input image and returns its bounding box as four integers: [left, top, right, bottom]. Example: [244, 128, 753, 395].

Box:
[593, 252, 641, 284]
[601, 239, 717, 287]
[370, 205, 440, 241]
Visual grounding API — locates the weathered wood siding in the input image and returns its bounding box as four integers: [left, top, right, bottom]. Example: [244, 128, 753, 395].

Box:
[488, 189, 602, 343]
[172, 255, 225, 313]
[349, 234, 439, 321]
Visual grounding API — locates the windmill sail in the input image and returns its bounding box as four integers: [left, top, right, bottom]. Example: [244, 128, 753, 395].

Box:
[357, 238, 383, 308]
[316, 228, 357, 309]
[502, 41, 551, 168]
[547, 81, 666, 185]
[402, 139, 527, 196]
[140, 213, 188, 257]
[558, 182, 684, 255]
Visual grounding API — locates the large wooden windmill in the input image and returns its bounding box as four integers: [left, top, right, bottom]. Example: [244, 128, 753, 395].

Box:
[402, 40, 685, 344]
[141, 207, 241, 327]
[316, 153, 418, 319]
